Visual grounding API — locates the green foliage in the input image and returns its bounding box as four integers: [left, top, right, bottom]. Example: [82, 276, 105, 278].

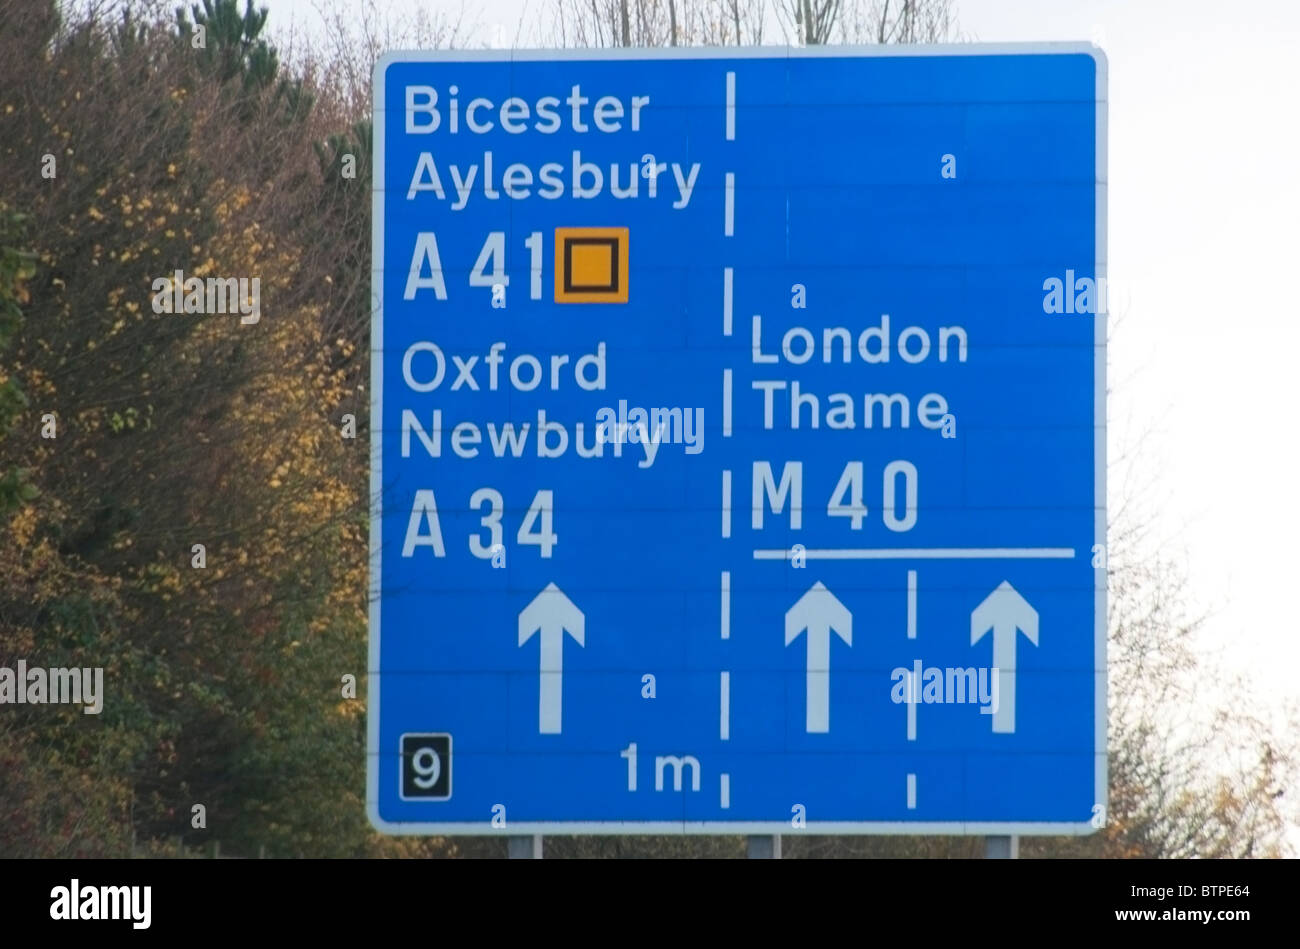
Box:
[314, 120, 371, 182]
[176, 0, 276, 89]
[0, 211, 34, 355]
[0, 207, 35, 513]
[0, 0, 367, 858]
[273, 76, 315, 126]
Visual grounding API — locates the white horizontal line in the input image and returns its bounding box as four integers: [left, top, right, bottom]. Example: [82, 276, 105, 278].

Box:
[753, 547, 1076, 560]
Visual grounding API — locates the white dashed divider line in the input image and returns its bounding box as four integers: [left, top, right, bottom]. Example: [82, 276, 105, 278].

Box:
[721, 470, 732, 538]
[908, 570, 919, 740]
[722, 267, 733, 336]
[907, 569, 917, 639]
[722, 369, 732, 437]
[720, 571, 731, 639]
[907, 671, 918, 741]
[720, 671, 730, 739]
[725, 71, 735, 140]
[724, 173, 735, 236]
[907, 773, 917, 809]
[720, 69, 735, 817]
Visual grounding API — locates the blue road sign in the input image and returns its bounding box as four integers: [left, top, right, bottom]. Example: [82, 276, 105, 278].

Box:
[369, 44, 1107, 835]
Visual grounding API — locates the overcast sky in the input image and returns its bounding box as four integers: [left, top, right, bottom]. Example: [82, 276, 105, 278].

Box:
[267, 0, 1300, 837]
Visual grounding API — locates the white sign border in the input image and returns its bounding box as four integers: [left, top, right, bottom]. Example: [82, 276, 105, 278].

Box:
[368, 42, 1108, 836]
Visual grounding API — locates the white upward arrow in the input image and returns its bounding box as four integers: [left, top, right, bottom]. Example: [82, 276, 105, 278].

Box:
[970, 581, 1039, 734]
[785, 581, 852, 733]
[519, 582, 585, 735]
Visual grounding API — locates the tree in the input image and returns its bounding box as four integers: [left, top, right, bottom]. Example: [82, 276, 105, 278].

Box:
[835, 0, 959, 44]
[176, 0, 276, 89]
[0, 0, 442, 857]
[549, 0, 768, 47]
[776, 0, 959, 45]
[300, 0, 470, 119]
[0, 208, 36, 514]
[548, 0, 956, 47]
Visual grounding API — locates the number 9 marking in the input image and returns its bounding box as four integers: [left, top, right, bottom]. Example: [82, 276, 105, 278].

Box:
[412, 747, 442, 789]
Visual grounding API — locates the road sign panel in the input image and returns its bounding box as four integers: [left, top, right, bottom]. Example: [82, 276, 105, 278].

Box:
[369, 44, 1107, 835]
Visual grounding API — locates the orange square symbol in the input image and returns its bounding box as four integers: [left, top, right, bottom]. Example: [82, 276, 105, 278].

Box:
[554, 227, 629, 303]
